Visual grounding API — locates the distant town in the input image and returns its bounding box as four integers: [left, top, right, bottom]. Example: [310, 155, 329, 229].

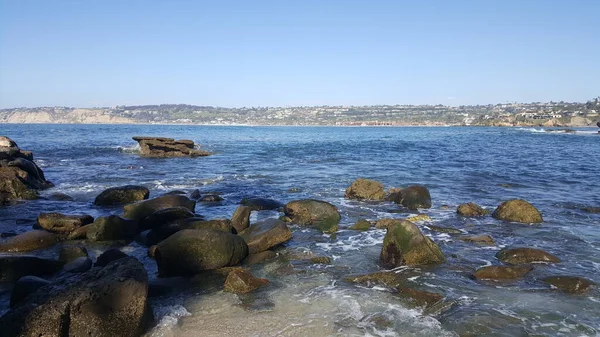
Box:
[1, 98, 599, 127]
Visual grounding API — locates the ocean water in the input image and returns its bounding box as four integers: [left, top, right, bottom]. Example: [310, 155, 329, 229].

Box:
[1, 124, 599, 336]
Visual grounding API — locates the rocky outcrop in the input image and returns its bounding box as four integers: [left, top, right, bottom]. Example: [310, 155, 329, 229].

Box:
[241, 197, 283, 211]
[0, 136, 52, 202]
[457, 202, 489, 217]
[123, 195, 196, 222]
[223, 268, 269, 294]
[283, 199, 341, 233]
[0, 256, 64, 283]
[380, 220, 445, 267]
[345, 178, 385, 200]
[155, 229, 248, 276]
[132, 136, 211, 157]
[36, 212, 94, 234]
[492, 199, 543, 224]
[388, 185, 432, 210]
[239, 218, 292, 254]
[496, 247, 560, 265]
[542, 276, 596, 294]
[86, 215, 139, 241]
[0, 230, 58, 252]
[0, 257, 153, 337]
[472, 265, 533, 281]
[231, 205, 251, 232]
[94, 185, 149, 206]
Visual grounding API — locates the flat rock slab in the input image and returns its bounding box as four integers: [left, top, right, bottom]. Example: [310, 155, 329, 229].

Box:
[132, 136, 211, 157]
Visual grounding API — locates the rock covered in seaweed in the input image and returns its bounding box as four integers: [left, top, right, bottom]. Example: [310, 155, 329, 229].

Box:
[380, 220, 445, 267]
[123, 195, 196, 222]
[388, 185, 432, 210]
[542, 276, 596, 294]
[492, 199, 543, 224]
[36, 213, 94, 234]
[94, 185, 150, 205]
[132, 136, 211, 157]
[472, 265, 533, 281]
[345, 178, 385, 201]
[496, 247, 560, 265]
[283, 199, 341, 233]
[457, 202, 489, 217]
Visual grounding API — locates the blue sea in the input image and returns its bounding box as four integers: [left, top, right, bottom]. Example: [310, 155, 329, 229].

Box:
[1, 124, 599, 336]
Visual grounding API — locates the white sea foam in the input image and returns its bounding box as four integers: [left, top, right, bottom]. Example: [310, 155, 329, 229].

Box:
[145, 305, 191, 337]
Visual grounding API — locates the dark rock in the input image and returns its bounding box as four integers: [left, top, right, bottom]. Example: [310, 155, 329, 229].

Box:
[0, 257, 153, 337]
[427, 225, 462, 234]
[472, 265, 533, 280]
[188, 189, 201, 199]
[396, 287, 444, 308]
[244, 251, 277, 265]
[141, 206, 196, 230]
[86, 215, 138, 241]
[180, 218, 234, 233]
[582, 206, 600, 214]
[58, 245, 89, 263]
[123, 195, 196, 222]
[9, 276, 50, 308]
[542, 276, 596, 294]
[148, 277, 189, 297]
[350, 219, 372, 231]
[458, 235, 495, 245]
[47, 192, 75, 201]
[231, 205, 251, 232]
[36, 212, 94, 234]
[132, 136, 211, 157]
[239, 218, 292, 254]
[66, 224, 91, 240]
[283, 199, 341, 233]
[64, 256, 93, 273]
[95, 248, 128, 267]
[148, 245, 158, 258]
[496, 247, 560, 265]
[492, 199, 543, 224]
[390, 185, 432, 210]
[199, 194, 223, 202]
[223, 268, 269, 294]
[0, 256, 64, 283]
[457, 202, 489, 217]
[241, 197, 283, 211]
[380, 220, 445, 267]
[310, 256, 331, 264]
[345, 178, 385, 200]
[155, 229, 248, 276]
[0, 230, 58, 252]
[94, 185, 150, 206]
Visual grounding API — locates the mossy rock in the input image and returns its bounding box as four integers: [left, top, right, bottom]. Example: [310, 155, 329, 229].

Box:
[458, 235, 495, 245]
[390, 185, 432, 210]
[140, 206, 195, 230]
[344, 271, 407, 288]
[123, 195, 195, 222]
[344, 178, 385, 201]
[86, 215, 139, 242]
[94, 185, 149, 206]
[0, 230, 58, 252]
[283, 199, 341, 233]
[472, 265, 533, 280]
[492, 199, 542, 224]
[36, 213, 94, 234]
[231, 205, 251, 232]
[380, 220, 445, 267]
[457, 202, 489, 217]
[542, 276, 596, 294]
[496, 247, 560, 265]
[350, 219, 371, 231]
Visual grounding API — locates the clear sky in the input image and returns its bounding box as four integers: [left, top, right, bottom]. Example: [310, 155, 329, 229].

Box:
[0, 0, 598, 108]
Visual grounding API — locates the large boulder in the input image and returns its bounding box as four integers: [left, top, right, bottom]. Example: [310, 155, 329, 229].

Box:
[239, 218, 292, 254]
[132, 136, 211, 157]
[380, 220, 445, 267]
[283, 199, 341, 233]
[345, 178, 386, 201]
[542, 276, 596, 294]
[86, 215, 139, 241]
[0, 137, 52, 201]
[0, 256, 64, 283]
[0, 257, 153, 337]
[223, 268, 269, 294]
[496, 247, 560, 265]
[231, 205, 251, 232]
[10, 276, 51, 308]
[457, 202, 489, 217]
[123, 195, 196, 222]
[492, 199, 543, 224]
[472, 265, 533, 281]
[140, 206, 196, 230]
[155, 229, 248, 277]
[182, 218, 234, 232]
[241, 197, 283, 211]
[0, 230, 58, 252]
[36, 212, 94, 234]
[389, 185, 432, 210]
[94, 185, 150, 205]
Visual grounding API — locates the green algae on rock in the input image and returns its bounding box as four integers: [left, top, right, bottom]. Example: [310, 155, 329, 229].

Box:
[380, 220, 445, 267]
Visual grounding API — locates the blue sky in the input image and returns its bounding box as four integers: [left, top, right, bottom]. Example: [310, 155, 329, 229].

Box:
[0, 0, 598, 108]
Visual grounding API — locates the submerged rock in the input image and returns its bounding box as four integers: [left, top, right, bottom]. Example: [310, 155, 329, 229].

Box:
[458, 235, 495, 245]
[396, 287, 444, 308]
[0, 256, 64, 283]
[457, 202, 489, 217]
[231, 205, 251, 232]
[345, 178, 385, 201]
[47, 192, 75, 201]
[36, 212, 94, 234]
[223, 268, 269, 294]
[241, 197, 283, 211]
[199, 194, 223, 202]
[239, 218, 292, 254]
[380, 220, 445, 267]
[492, 199, 543, 224]
[350, 219, 372, 231]
[427, 225, 462, 235]
[9, 276, 50, 308]
[0, 230, 58, 252]
[344, 271, 407, 288]
[389, 185, 432, 210]
[94, 185, 149, 206]
[123, 195, 196, 222]
[155, 229, 248, 276]
[405, 214, 432, 223]
[542, 276, 596, 294]
[0, 257, 153, 337]
[496, 247, 560, 265]
[132, 136, 211, 157]
[283, 199, 341, 233]
[472, 265, 533, 281]
[244, 250, 277, 265]
[86, 215, 138, 241]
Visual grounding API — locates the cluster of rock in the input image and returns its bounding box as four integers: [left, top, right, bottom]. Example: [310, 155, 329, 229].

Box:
[0, 136, 53, 204]
[132, 136, 211, 157]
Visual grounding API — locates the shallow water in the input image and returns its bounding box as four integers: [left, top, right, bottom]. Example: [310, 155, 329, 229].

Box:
[1, 124, 599, 336]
